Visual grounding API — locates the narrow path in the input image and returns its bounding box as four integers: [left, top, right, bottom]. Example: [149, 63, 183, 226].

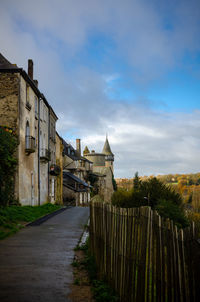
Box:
[0, 207, 89, 302]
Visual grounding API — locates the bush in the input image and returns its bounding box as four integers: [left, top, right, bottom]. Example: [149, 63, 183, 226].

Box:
[155, 199, 189, 228]
[112, 174, 117, 191]
[111, 188, 133, 207]
[187, 212, 200, 237]
[112, 177, 182, 209]
[111, 174, 188, 228]
[0, 127, 18, 206]
[137, 177, 182, 208]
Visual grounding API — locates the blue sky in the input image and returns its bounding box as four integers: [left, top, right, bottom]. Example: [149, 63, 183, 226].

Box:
[0, 0, 200, 177]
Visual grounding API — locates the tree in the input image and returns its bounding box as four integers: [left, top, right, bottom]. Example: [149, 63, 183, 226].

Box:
[0, 126, 18, 206]
[133, 171, 141, 190]
[111, 171, 117, 192]
[138, 177, 182, 208]
[111, 188, 132, 207]
[155, 200, 189, 228]
[111, 174, 188, 228]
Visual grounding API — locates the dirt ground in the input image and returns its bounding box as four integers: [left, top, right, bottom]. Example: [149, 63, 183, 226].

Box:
[68, 250, 95, 302]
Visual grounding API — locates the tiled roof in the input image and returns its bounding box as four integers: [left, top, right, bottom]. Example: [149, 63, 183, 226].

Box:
[0, 53, 20, 70]
[102, 137, 113, 156]
[63, 171, 89, 186]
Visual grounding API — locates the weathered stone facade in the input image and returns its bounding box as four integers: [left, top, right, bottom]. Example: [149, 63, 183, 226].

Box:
[0, 71, 40, 205]
[0, 73, 19, 132]
[0, 54, 59, 206]
[18, 76, 39, 205]
[49, 107, 58, 203]
[55, 132, 63, 204]
[62, 139, 92, 206]
[39, 98, 49, 204]
[84, 137, 115, 202]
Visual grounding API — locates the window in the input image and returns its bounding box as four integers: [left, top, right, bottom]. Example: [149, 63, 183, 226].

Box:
[25, 121, 36, 153]
[43, 106, 46, 121]
[25, 121, 30, 148]
[26, 85, 31, 110]
[43, 134, 45, 149]
[35, 126, 37, 147]
[40, 101, 43, 121]
[35, 97, 38, 118]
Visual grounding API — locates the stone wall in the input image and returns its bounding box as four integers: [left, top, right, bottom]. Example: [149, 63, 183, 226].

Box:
[17, 76, 39, 205]
[39, 100, 49, 204]
[56, 134, 63, 204]
[0, 73, 19, 131]
[84, 153, 105, 167]
[93, 166, 114, 202]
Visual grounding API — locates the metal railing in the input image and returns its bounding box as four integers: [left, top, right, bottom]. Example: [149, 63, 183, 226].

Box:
[25, 136, 36, 153]
[40, 148, 51, 161]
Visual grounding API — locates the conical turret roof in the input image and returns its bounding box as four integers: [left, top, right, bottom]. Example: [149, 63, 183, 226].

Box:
[102, 137, 113, 156]
[83, 146, 90, 155]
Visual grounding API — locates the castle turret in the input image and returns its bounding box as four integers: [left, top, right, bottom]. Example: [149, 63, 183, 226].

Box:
[102, 136, 114, 172]
[83, 146, 90, 156]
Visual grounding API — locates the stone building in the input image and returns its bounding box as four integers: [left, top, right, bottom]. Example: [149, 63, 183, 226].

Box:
[49, 107, 59, 203]
[0, 53, 60, 205]
[39, 95, 50, 204]
[62, 139, 92, 206]
[83, 136, 115, 201]
[55, 132, 63, 204]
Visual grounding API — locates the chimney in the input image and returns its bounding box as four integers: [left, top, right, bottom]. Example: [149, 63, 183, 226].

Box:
[76, 139, 81, 156]
[33, 79, 38, 87]
[28, 59, 33, 80]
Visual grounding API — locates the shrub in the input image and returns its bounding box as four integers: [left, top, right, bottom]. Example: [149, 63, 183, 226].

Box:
[137, 177, 182, 208]
[111, 188, 132, 207]
[155, 199, 189, 228]
[187, 212, 200, 237]
[0, 127, 18, 206]
[111, 174, 188, 228]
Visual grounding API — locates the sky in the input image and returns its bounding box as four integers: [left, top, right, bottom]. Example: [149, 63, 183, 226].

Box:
[0, 0, 200, 178]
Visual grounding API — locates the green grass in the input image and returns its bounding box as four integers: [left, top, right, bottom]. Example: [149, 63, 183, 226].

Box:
[0, 203, 61, 240]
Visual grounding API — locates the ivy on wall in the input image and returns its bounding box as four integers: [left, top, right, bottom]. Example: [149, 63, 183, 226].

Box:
[0, 126, 18, 206]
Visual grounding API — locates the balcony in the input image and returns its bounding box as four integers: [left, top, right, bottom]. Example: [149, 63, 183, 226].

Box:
[25, 136, 36, 154]
[50, 164, 61, 176]
[40, 148, 51, 162]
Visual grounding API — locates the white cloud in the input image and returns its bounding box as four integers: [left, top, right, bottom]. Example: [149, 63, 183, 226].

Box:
[0, 0, 200, 177]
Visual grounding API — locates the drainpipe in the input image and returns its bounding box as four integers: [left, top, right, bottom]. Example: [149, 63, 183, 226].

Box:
[48, 109, 50, 199]
[17, 75, 21, 202]
[38, 97, 41, 205]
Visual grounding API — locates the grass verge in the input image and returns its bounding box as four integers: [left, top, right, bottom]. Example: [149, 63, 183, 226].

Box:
[0, 203, 61, 240]
[73, 239, 119, 302]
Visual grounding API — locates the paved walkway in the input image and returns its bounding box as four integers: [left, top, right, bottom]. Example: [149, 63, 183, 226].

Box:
[0, 207, 89, 302]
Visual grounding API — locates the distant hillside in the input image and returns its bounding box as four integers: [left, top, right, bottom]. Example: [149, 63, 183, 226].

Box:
[116, 172, 200, 210]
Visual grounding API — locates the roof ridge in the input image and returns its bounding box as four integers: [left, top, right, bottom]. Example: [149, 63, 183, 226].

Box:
[0, 53, 19, 69]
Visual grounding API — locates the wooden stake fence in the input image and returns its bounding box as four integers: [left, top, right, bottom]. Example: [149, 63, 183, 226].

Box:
[90, 201, 200, 302]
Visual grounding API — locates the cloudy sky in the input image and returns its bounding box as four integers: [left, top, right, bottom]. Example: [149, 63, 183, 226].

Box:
[1, 0, 200, 178]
